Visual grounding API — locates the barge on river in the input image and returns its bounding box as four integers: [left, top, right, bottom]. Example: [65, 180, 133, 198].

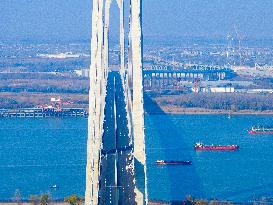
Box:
[248, 126, 273, 135]
[194, 142, 239, 151]
[156, 160, 192, 165]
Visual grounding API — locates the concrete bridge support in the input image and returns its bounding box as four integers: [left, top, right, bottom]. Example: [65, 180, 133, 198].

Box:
[86, 0, 147, 204]
[130, 0, 148, 204]
[85, 0, 107, 204]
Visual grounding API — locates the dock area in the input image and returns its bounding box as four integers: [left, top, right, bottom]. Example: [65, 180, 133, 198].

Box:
[0, 108, 88, 118]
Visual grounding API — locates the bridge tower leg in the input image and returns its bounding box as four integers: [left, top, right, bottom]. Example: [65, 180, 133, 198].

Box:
[85, 0, 106, 204]
[86, 0, 147, 204]
[131, 0, 148, 204]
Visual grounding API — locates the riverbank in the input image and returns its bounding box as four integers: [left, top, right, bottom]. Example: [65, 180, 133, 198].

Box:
[144, 93, 273, 115]
[0, 201, 235, 205]
[158, 106, 273, 115]
[0, 203, 67, 205]
[0, 200, 259, 205]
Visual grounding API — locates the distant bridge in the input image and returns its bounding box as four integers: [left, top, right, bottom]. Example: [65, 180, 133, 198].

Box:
[143, 65, 235, 90]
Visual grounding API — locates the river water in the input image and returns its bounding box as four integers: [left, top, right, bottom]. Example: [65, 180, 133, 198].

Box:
[0, 115, 273, 202]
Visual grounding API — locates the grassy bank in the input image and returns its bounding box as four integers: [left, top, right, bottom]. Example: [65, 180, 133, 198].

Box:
[156, 106, 273, 115]
[145, 93, 273, 115]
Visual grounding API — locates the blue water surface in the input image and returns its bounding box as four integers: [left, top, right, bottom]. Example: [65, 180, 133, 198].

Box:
[0, 118, 87, 200]
[0, 115, 273, 202]
[145, 114, 273, 202]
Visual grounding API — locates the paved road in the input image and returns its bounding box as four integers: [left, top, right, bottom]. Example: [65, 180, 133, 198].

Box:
[99, 71, 136, 205]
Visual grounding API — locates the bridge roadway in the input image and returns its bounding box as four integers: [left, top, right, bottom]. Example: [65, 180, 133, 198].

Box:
[98, 71, 136, 205]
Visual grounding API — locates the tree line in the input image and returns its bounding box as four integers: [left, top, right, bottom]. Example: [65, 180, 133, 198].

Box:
[153, 93, 273, 111]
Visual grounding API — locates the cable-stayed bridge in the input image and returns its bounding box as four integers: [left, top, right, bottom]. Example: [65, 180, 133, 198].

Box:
[85, 0, 147, 204]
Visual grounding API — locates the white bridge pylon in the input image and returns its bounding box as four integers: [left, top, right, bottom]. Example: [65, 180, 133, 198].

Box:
[85, 0, 148, 204]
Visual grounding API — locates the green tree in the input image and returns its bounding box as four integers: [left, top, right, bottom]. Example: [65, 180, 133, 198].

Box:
[194, 200, 208, 205]
[64, 195, 84, 205]
[40, 194, 49, 205]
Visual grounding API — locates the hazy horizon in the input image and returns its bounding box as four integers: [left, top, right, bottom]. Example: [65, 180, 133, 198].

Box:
[0, 0, 273, 42]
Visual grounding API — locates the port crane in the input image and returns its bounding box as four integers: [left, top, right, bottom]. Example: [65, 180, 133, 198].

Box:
[234, 24, 245, 66]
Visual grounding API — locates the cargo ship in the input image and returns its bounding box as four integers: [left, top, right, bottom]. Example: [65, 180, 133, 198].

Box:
[155, 160, 192, 165]
[248, 126, 273, 135]
[194, 142, 239, 151]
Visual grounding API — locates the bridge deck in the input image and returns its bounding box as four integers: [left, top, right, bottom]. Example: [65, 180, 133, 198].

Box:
[99, 72, 136, 205]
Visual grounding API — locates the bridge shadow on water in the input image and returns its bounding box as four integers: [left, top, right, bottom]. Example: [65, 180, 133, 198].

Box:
[97, 71, 204, 204]
[144, 93, 204, 203]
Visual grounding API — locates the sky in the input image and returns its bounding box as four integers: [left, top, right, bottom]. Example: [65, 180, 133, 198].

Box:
[0, 0, 273, 41]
